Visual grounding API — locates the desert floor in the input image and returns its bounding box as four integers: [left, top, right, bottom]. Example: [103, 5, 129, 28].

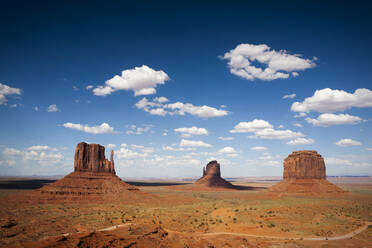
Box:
[0, 178, 371, 248]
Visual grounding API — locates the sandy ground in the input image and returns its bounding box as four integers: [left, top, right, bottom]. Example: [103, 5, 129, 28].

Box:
[0, 178, 371, 247]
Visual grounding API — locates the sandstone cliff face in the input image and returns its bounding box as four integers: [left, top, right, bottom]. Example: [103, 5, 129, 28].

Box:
[195, 160, 235, 189]
[283, 150, 325, 179]
[32, 142, 147, 203]
[74, 142, 115, 174]
[270, 150, 345, 195]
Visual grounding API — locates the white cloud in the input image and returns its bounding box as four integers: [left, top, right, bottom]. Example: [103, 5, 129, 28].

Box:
[230, 119, 273, 133]
[286, 138, 315, 146]
[180, 139, 212, 148]
[107, 144, 116, 149]
[93, 65, 169, 96]
[149, 108, 167, 116]
[305, 113, 362, 127]
[218, 136, 234, 141]
[174, 126, 208, 138]
[325, 157, 370, 167]
[3, 148, 23, 156]
[2, 147, 63, 165]
[125, 124, 153, 135]
[291, 88, 372, 113]
[162, 145, 195, 152]
[366, 148, 372, 151]
[27, 145, 56, 151]
[251, 146, 267, 151]
[47, 104, 59, 112]
[93, 86, 114, 96]
[218, 146, 237, 154]
[230, 119, 303, 140]
[33, 106, 39, 111]
[0, 83, 21, 105]
[294, 112, 307, 118]
[221, 43, 316, 81]
[293, 122, 302, 127]
[335, 138, 362, 147]
[115, 145, 148, 160]
[63, 122, 116, 134]
[154, 96, 169, 103]
[278, 125, 284, 128]
[86, 85, 93, 90]
[283, 93, 296, 99]
[135, 97, 228, 118]
[72, 85, 78, 91]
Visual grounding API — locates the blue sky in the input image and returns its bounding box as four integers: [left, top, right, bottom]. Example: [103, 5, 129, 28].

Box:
[1, 1, 372, 177]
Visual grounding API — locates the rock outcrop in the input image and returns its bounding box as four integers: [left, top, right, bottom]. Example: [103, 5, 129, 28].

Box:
[269, 150, 345, 195]
[74, 142, 115, 174]
[195, 160, 235, 189]
[283, 151, 325, 179]
[32, 142, 145, 203]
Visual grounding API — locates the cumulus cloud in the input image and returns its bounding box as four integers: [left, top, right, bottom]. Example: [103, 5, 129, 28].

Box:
[27, 145, 56, 151]
[325, 157, 370, 167]
[0, 83, 21, 105]
[293, 123, 302, 128]
[125, 124, 153, 135]
[291, 88, 372, 113]
[63, 122, 116, 134]
[135, 97, 228, 118]
[230, 119, 304, 140]
[251, 146, 267, 151]
[3, 148, 23, 156]
[174, 126, 208, 138]
[218, 146, 237, 154]
[162, 145, 195, 152]
[283, 93, 296, 99]
[221, 43, 316, 81]
[86, 85, 93, 90]
[218, 136, 234, 141]
[306, 113, 362, 127]
[3, 146, 63, 165]
[180, 139, 212, 148]
[47, 104, 59, 112]
[286, 138, 315, 146]
[93, 65, 169, 96]
[335, 138, 362, 147]
[106, 144, 116, 149]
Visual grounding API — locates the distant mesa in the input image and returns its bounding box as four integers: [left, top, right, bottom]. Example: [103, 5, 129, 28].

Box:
[269, 150, 346, 195]
[195, 160, 235, 189]
[33, 142, 144, 203]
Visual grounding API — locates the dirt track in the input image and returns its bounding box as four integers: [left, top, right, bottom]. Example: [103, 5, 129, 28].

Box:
[164, 221, 371, 241]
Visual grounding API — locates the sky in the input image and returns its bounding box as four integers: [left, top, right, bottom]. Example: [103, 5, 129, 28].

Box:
[1, 1, 372, 177]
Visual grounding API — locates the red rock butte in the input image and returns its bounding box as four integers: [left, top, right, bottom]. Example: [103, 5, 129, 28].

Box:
[32, 142, 145, 203]
[269, 150, 345, 195]
[195, 160, 235, 189]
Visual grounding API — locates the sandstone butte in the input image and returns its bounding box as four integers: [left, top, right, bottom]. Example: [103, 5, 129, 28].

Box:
[195, 160, 236, 189]
[32, 142, 145, 203]
[269, 150, 345, 195]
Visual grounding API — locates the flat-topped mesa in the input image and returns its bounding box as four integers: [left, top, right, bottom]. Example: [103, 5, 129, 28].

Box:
[283, 150, 325, 180]
[74, 142, 115, 174]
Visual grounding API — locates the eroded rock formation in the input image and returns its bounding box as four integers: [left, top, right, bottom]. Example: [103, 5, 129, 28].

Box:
[270, 150, 345, 195]
[32, 142, 145, 203]
[283, 150, 325, 179]
[195, 160, 235, 189]
[74, 142, 115, 174]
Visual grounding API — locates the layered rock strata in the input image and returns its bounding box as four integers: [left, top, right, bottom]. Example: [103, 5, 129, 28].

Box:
[270, 150, 345, 195]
